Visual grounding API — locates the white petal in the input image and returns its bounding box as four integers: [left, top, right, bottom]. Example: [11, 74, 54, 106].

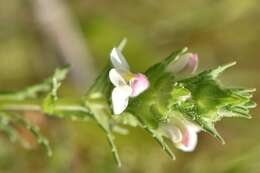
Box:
[112, 85, 132, 115]
[109, 68, 127, 87]
[175, 124, 199, 152]
[110, 48, 130, 71]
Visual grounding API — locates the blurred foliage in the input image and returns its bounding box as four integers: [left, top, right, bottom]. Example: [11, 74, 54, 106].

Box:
[0, 0, 259, 173]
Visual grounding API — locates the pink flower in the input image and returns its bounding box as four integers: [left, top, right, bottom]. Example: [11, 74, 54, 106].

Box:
[161, 117, 201, 152]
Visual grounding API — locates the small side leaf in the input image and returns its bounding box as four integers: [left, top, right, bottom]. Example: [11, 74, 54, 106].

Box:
[0, 115, 18, 142]
[0, 65, 70, 101]
[0, 112, 53, 156]
[42, 66, 70, 114]
[145, 48, 187, 83]
[144, 125, 175, 160]
[85, 94, 121, 167]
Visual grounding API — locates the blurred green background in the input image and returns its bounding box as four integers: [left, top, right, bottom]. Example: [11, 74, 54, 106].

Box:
[0, 0, 259, 172]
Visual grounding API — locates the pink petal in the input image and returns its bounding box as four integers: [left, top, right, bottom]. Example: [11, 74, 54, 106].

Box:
[187, 53, 198, 74]
[175, 122, 200, 152]
[129, 73, 150, 97]
[162, 118, 201, 152]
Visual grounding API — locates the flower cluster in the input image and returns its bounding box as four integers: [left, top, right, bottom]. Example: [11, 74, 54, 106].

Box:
[108, 42, 204, 152]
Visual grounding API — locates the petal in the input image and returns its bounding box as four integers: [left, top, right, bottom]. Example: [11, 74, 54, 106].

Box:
[109, 68, 127, 87]
[175, 123, 200, 152]
[129, 73, 150, 97]
[110, 47, 130, 72]
[171, 53, 198, 74]
[112, 85, 132, 115]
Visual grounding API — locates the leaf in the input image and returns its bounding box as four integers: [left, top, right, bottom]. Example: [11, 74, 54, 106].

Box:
[130, 59, 255, 146]
[145, 47, 187, 83]
[84, 58, 123, 166]
[0, 115, 18, 143]
[143, 124, 175, 160]
[11, 113, 52, 156]
[85, 64, 112, 97]
[127, 49, 189, 158]
[85, 64, 121, 167]
[0, 65, 70, 101]
[175, 63, 256, 143]
[42, 65, 69, 114]
[128, 48, 188, 128]
[41, 66, 92, 121]
[85, 95, 122, 167]
[0, 112, 52, 156]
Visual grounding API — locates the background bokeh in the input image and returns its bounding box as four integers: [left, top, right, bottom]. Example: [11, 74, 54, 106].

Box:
[0, 0, 259, 172]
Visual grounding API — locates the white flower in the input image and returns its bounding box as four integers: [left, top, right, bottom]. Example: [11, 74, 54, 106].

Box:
[109, 47, 149, 115]
[161, 117, 201, 152]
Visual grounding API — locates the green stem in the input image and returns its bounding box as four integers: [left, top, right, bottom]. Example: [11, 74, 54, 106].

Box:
[0, 98, 92, 116]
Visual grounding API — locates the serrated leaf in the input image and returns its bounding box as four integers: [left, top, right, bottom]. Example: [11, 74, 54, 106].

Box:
[128, 49, 188, 128]
[128, 73, 174, 128]
[0, 115, 18, 143]
[42, 66, 70, 115]
[0, 112, 53, 156]
[85, 67, 121, 166]
[0, 65, 70, 101]
[144, 125, 175, 160]
[85, 94, 122, 167]
[85, 64, 112, 97]
[145, 48, 187, 83]
[175, 63, 256, 143]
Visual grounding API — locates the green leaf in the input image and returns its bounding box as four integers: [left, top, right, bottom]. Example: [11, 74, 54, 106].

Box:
[127, 49, 189, 158]
[85, 64, 113, 98]
[176, 62, 256, 143]
[142, 123, 175, 160]
[83, 57, 123, 166]
[129, 56, 255, 146]
[42, 66, 70, 114]
[85, 94, 122, 167]
[85, 65, 121, 167]
[128, 73, 174, 128]
[128, 48, 188, 128]
[0, 115, 18, 143]
[145, 47, 187, 83]
[0, 112, 52, 156]
[11, 113, 53, 156]
[0, 65, 70, 101]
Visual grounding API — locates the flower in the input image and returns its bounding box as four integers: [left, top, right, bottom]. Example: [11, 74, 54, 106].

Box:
[109, 47, 149, 115]
[161, 117, 201, 152]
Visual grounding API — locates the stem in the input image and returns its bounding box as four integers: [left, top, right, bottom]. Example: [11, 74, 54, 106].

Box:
[0, 98, 92, 116]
